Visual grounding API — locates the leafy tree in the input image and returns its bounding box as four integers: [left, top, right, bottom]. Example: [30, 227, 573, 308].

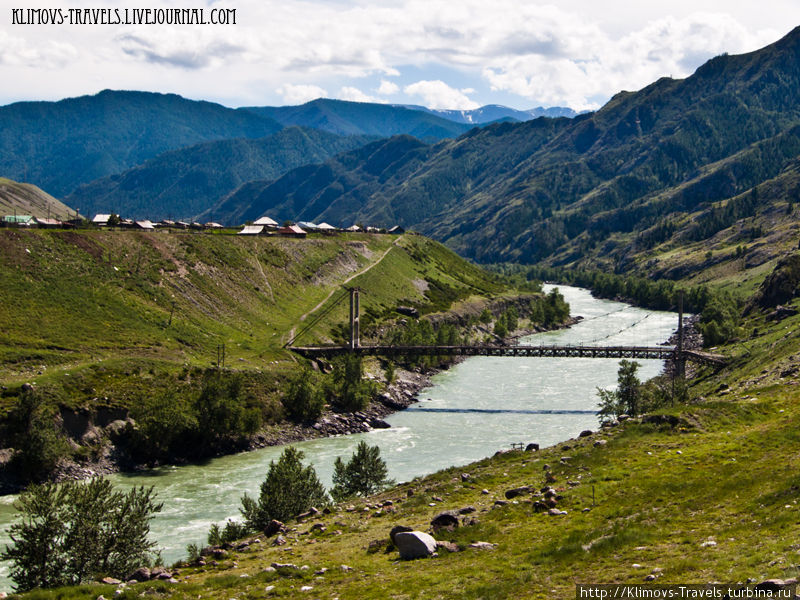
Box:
[2, 478, 162, 592]
[330, 441, 394, 501]
[384, 361, 396, 384]
[194, 372, 261, 446]
[282, 368, 324, 423]
[324, 354, 375, 412]
[8, 386, 68, 482]
[129, 389, 197, 462]
[479, 309, 492, 324]
[597, 360, 643, 422]
[493, 315, 508, 338]
[240, 447, 328, 531]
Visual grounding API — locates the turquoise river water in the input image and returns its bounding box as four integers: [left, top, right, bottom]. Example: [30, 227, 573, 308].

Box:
[0, 285, 679, 590]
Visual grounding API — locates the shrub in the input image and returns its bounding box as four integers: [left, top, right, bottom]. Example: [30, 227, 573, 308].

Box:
[282, 368, 324, 423]
[240, 447, 328, 531]
[7, 386, 69, 482]
[2, 478, 162, 592]
[129, 390, 197, 462]
[325, 354, 376, 413]
[194, 372, 261, 446]
[331, 441, 394, 502]
[597, 360, 643, 422]
[207, 519, 249, 546]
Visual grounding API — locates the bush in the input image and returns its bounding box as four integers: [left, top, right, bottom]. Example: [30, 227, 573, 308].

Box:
[331, 441, 394, 502]
[194, 372, 261, 446]
[240, 447, 328, 531]
[324, 354, 376, 413]
[282, 368, 325, 423]
[2, 478, 162, 592]
[7, 386, 69, 482]
[597, 360, 643, 422]
[129, 390, 197, 462]
[207, 519, 249, 546]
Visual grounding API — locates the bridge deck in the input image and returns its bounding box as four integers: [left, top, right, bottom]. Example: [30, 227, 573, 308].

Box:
[289, 344, 727, 365]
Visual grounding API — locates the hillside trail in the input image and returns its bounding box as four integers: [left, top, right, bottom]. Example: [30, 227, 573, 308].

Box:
[285, 235, 405, 345]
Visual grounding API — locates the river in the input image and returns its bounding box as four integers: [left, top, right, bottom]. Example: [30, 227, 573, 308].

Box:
[0, 285, 678, 590]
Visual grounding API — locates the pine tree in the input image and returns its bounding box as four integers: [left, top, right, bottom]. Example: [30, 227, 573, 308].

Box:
[331, 441, 394, 501]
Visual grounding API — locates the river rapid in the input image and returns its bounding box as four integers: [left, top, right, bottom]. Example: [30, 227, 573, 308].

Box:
[0, 285, 679, 590]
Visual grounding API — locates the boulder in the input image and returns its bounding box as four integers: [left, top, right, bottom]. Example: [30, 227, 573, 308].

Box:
[754, 580, 785, 592]
[458, 505, 476, 515]
[430, 511, 459, 532]
[579, 430, 593, 438]
[525, 443, 540, 452]
[436, 540, 460, 553]
[389, 525, 414, 546]
[394, 531, 437, 560]
[369, 418, 391, 429]
[100, 577, 122, 585]
[129, 567, 151, 582]
[505, 485, 533, 499]
[264, 519, 286, 537]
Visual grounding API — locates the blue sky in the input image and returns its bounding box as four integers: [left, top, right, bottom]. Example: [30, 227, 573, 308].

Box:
[1, 1, 798, 111]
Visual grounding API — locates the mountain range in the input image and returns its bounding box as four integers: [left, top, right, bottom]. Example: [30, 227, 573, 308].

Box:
[398, 104, 579, 124]
[206, 26, 800, 278]
[65, 127, 376, 220]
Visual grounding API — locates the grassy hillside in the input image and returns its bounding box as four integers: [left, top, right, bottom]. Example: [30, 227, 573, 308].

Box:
[16, 283, 800, 598]
[0, 228, 506, 411]
[0, 179, 76, 221]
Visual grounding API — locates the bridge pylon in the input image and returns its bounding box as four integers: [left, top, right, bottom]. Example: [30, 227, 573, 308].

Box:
[348, 287, 360, 349]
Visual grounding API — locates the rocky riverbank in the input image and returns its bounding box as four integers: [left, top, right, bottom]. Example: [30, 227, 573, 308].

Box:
[0, 303, 579, 494]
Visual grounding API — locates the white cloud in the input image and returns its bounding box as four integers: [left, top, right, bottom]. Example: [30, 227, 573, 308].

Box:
[276, 83, 327, 104]
[377, 80, 399, 96]
[0, 30, 78, 69]
[0, 0, 795, 108]
[481, 11, 770, 110]
[337, 86, 381, 103]
[404, 80, 479, 109]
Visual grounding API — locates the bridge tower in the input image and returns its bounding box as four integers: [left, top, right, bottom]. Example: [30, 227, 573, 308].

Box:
[349, 287, 360, 349]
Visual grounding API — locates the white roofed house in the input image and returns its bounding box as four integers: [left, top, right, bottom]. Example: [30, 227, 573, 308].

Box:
[316, 222, 337, 234]
[92, 214, 111, 226]
[135, 220, 155, 231]
[238, 225, 264, 235]
[253, 216, 278, 228]
[297, 221, 318, 230]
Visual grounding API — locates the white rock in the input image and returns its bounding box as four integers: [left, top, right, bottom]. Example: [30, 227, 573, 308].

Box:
[394, 531, 437, 559]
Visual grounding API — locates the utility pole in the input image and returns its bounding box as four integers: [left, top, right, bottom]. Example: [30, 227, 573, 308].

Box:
[676, 291, 686, 379]
[349, 287, 360, 350]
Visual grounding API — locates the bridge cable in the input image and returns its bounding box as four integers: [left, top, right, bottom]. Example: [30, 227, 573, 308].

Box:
[284, 289, 350, 348]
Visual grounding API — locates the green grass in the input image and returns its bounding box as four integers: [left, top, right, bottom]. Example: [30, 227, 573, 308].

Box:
[13, 278, 800, 599]
[0, 229, 512, 414]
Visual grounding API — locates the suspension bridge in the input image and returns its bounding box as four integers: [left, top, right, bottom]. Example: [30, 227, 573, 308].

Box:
[286, 288, 728, 372]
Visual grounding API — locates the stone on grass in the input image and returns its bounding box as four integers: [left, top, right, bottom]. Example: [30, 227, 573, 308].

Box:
[469, 542, 496, 550]
[436, 540, 460, 553]
[389, 525, 414, 545]
[394, 531, 437, 560]
[431, 511, 460, 532]
[505, 485, 533, 499]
